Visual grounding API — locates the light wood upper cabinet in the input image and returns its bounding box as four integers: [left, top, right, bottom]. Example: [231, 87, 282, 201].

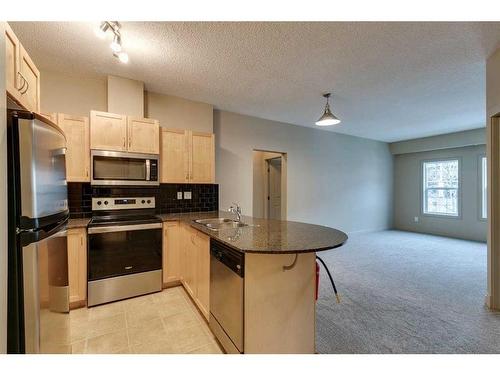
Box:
[163, 221, 182, 285]
[5, 23, 21, 102]
[40, 112, 58, 124]
[58, 113, 90, 182]
[160, 129, 215, 183]
[5, 23, 40, 112]
[19, 44, 40, 112]
[127, 117, 160, 154]
[161, 129, 189, 183]
[67, 228, 87, 309]
[90, 110, 128, 151]
[190, 132, 215, 183]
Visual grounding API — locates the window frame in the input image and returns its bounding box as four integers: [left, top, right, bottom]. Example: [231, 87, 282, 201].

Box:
[479, 154, 487, 221]
[420, 157, 462, 219]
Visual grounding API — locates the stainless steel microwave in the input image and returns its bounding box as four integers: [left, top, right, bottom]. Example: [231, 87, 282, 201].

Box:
[91, 150, 159, 186]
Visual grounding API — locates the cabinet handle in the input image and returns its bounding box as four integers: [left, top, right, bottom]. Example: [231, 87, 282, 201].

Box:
[22, 80, 30, 95]
[128, 137, 131, 149]
[80, 237, 83, 246]
[17, 72, 26, 92]
[123, 137, 126, 148]
[86, 169, 89, 178]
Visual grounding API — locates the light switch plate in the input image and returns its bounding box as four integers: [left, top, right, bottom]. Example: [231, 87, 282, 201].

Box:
[184, 191, 192, 200]
[414, 216, 419, 223]
[177, 192, 183, 200]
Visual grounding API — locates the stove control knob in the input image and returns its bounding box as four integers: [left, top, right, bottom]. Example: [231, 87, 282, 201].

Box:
[147, 199, 151, 204]
[104, 200, 108, 205]
[141, 200, 146, 204]
[97, 201, 102, 206]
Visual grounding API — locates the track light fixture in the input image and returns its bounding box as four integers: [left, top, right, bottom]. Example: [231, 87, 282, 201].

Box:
[95, 21, 129, 64]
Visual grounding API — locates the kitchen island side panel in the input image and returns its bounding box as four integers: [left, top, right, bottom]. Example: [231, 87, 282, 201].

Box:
[244, 252, 316, 354]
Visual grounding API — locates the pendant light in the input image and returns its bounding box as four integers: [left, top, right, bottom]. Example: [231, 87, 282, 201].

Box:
[315, 93, 340, 126]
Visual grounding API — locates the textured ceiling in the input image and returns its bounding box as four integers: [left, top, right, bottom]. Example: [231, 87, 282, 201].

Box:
[10, 22, 500, 142]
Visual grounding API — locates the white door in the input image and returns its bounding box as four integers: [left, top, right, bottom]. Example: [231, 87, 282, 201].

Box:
[267, 158, 282, 220]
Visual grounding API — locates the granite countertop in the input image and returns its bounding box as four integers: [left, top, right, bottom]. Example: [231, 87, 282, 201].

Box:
[158, 211, 348, 254]
[67, 218, 91, 229]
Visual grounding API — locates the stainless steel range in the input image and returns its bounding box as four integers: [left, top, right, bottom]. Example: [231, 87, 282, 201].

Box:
[87, 196, 162, 306]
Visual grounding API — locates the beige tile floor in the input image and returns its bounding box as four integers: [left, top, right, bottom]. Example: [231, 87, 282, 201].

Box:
[70, 286, 223, 354]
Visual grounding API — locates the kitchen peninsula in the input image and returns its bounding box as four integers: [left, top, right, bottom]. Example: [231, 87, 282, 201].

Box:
[158, 210, 348, 354]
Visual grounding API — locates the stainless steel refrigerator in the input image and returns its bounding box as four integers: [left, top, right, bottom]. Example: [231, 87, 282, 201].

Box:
[7, 109, 71, 354]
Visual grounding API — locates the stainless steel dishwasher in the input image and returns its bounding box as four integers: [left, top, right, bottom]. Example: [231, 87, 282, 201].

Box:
[209, 239, 244, 354]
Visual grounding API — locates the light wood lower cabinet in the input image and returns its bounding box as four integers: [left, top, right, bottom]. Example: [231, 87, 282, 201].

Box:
[162, 221, 182, 286]
[164, 222, 210, 320]
[57, 113, 90, 182]
[67, 228, 87, 309]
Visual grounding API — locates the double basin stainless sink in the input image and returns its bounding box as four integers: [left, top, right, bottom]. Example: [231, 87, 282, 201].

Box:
[194, 218, 251, 231]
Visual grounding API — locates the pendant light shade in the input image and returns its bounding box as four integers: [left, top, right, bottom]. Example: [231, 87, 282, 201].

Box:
[315, 93, 340, 126]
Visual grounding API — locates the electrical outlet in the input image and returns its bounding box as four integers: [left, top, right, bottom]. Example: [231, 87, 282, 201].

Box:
[184, 191, 192, 200]
[177, 192, 183, 200]
[414, 216, 419, 223]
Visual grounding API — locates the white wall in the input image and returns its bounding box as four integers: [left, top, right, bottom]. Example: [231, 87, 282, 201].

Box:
[215, 110, 393, 234]
[145, 92, 213, 132]
[40, 70, 107, 116]
[107, 75, 144, 117]
[0, 22, 8, 353]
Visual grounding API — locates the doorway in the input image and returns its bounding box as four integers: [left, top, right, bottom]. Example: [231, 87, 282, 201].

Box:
[252, 150, 287, 220]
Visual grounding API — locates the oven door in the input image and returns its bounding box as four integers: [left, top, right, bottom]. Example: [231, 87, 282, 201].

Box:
[87, 223, 162, 281]
[91, 150, 159, 186]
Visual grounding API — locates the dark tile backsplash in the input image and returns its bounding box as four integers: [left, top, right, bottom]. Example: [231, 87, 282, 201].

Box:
[67, 183, 218, 218]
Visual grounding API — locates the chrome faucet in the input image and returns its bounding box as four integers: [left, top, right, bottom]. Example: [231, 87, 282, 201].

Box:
[228, 202, 242, 222]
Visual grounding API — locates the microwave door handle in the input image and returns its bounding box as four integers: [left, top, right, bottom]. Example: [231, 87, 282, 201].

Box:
[146, 159, 151, 181]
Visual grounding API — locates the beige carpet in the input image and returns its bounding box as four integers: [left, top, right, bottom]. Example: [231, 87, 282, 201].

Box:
[315, 230, 500, 353]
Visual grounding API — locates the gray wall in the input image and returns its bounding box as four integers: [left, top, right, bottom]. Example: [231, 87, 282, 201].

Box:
[0, 22, 7, 353]
[394, 145, 487, 242]
[214, 110, 394, 234]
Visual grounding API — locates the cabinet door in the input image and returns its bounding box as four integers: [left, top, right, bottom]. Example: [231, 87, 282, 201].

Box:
[161, 129, 189, 183]
[127, 117, 160, 154]
[163, 221, 182, 285]
[195, 232, 210, 320]
[40, 112, 58, 124]
[58, 114, 90, 182]
[5, 23, 21, 102]
[181, 224, 197, 298]
[67, 228, 87, 309]
[190, 131, 215, 183]
[19, 44, 40, 112]
[90, 110, 128, 151]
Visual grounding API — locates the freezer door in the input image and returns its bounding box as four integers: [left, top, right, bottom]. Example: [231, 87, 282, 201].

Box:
[18, 115, 67, 223]
[22, 226, 71, 354]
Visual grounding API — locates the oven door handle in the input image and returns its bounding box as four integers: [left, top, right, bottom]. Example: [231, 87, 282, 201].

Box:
[87, 223, 162, 234]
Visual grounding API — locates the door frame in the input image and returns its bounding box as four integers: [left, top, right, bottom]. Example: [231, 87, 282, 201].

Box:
[265, 157, 282, 220]
[487, 114, 500, 310]
[260, 153, 287, 221]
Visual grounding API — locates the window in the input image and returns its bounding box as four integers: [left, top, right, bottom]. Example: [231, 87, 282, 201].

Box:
[423, 159, 459, 216]
[482, 156, 487, 219]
